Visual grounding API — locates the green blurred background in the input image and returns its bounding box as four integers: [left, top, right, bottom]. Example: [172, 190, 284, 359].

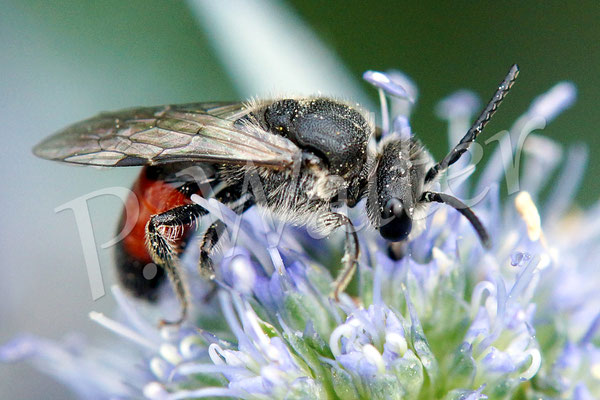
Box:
[1, 1, 598, 398]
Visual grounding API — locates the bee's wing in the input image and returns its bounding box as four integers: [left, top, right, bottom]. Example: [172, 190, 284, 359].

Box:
[34, 102, 300, 169]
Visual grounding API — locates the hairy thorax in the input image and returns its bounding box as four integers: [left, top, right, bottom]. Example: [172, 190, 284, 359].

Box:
[217, 158, 348, 229]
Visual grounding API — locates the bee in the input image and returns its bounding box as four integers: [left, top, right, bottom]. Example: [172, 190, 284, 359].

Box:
[34, 65, 519, 325]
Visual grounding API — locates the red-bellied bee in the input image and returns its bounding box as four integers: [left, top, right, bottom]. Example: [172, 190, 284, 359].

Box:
[34, 65, 519, 325]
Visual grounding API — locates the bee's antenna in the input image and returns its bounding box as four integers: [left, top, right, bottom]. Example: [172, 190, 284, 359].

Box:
[425, 64, 520, 183]
[421, 191, 491, 249]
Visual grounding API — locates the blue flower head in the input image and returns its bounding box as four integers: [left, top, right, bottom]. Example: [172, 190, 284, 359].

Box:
[5, 64, 599, 400]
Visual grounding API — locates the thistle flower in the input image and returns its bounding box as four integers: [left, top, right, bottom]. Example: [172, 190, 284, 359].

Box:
[4, 65, 599, 400]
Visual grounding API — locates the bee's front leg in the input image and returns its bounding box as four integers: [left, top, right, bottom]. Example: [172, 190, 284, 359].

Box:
[387, 241, 409, 260]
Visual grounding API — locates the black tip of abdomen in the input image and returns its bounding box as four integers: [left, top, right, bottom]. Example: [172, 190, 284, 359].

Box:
[115, 243, 165, 302]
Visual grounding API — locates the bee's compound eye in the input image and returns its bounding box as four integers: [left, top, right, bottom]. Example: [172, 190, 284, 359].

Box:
[380, 198, 412, 241]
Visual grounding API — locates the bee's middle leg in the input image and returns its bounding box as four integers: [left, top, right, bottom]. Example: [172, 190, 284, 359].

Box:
[198, 220, 226, 280]
[197, 195, 254, 282]
[318, 212, 360, 300]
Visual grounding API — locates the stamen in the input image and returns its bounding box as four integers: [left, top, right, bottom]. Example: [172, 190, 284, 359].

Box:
[529, 82, 576, 123]
[89, 312, 156, 350]
[518, 349, 541, 380]
[515, 191, 546, 246]
[362, 344, 385, 373]
[378, 88, 390, 135]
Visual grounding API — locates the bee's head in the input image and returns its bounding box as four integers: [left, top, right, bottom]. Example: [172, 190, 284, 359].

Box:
[365, 65, 519, 250]
[379, 196, 413, 241]
[368, 137, 433, 242]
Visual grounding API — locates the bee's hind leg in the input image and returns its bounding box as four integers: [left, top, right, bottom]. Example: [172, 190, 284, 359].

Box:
[146, 203, 208, 326]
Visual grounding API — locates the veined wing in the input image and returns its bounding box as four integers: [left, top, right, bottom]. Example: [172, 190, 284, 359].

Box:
[33, 102, 300, 169]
